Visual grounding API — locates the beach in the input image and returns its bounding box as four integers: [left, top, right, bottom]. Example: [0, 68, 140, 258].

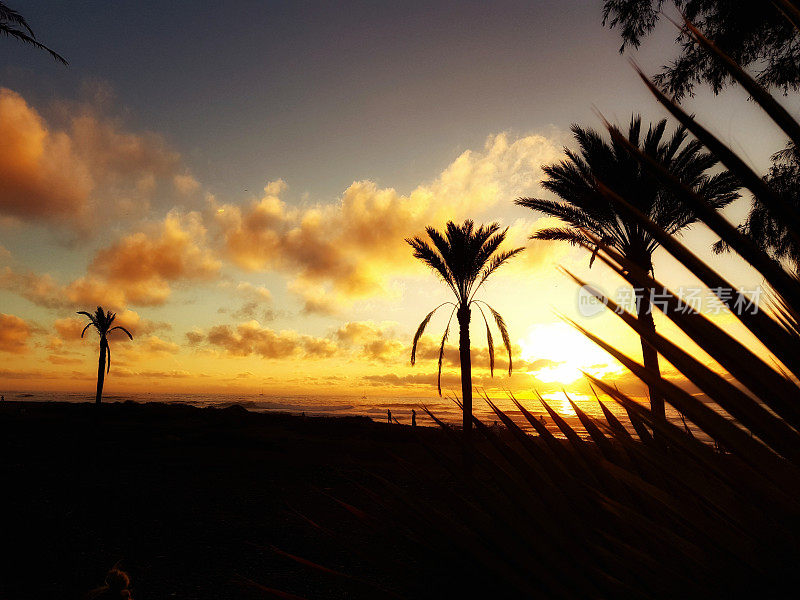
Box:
[0, 400, 460, 599]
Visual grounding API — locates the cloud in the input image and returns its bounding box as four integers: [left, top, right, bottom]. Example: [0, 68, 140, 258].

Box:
[0, 313, 31, 353]
[234, 282, 272, 302]
[412, 335, 524, 373]
[48, 311, 166, 361]
[0, 212, 220, 310]
[217, 281, 275, 320]
[173, 173, 200, 195]
[141, 335, 180, 355]
[206, 321, 338, 359]
[364, 371, 463, 388]
[334, 321, 404, 362]
[0, 267, 69, 309]
[0, 368, 90, 380]
[53, 317, 87, 341]
[90, 210, 220, 305]
[0, 88, 195, 228]
[214, 132, 562, 311]
[185, 329, 205, 345]
[114, 369, 193, 379]
[48, 355, 83, 365]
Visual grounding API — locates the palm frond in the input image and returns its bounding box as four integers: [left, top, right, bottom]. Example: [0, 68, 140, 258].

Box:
[477, 301, 513, 376]
[406, 236, 457, 296]
[532, 227, 593, 246]
[474, 304, 495, 377]
[0, 3, 68, 66]
[437, 307, 456, 396]
[471, 247, 524, 300]
[109, 325, 133, 340]
[410, 302, 452, 365]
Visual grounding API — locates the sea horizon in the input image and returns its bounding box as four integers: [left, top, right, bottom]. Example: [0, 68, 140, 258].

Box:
[1, 388, 713, 438]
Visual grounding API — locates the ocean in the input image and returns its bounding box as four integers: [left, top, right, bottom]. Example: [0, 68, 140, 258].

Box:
[0, 389, 711, 439]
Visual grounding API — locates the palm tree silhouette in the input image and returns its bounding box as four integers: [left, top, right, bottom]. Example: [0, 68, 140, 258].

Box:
[78, 307, 133, 405]
[517, 116, 739, 419]
[407, 220, 523, 440]
[0, 2, 67, 64]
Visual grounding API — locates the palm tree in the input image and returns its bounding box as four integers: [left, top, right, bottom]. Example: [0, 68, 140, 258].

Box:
[78, 307, 132, 405]
[516, 116, 739, 419]
[1, 2, 67, 64]
[407, 220, 524, 441]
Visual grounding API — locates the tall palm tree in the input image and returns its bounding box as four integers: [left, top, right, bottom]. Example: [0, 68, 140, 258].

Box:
[516, 116, 739, 419]
[78, 307, 132, 405]
[0, 2, 67, 64]
[407, 220, 524, 440]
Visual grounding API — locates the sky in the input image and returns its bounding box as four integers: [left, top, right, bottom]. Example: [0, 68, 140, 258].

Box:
[0, 1, 795, 403]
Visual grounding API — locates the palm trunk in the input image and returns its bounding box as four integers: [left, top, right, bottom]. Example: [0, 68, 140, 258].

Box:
[635, 287, 664, 419]
[96, 337, 107, 405]
[457, 305, 472, 443]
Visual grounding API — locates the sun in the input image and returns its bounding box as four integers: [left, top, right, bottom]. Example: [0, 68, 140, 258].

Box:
[517, 322, 623, 385]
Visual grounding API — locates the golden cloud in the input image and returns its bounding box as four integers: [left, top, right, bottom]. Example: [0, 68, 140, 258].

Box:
[206, 321, 338, 359]
[214, 132, 562, 312]
[1, 212, 220, 310]
[90, 211, 220, 305]
[334, 321, 404, 362]
[0, 88, 194, 228]
[0, 313, 31, 353]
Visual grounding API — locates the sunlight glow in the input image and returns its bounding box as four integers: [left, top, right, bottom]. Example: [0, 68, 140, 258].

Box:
[518, 323, 624, 385]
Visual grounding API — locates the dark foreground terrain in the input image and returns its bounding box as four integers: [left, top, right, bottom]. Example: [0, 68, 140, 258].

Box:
[0, 401, 457, 599]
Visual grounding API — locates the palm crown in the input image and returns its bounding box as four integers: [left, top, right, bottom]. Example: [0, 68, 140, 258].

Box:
[78, 306, 132, 375]
[517, 116, 740, 268]
[406, 220, 523, 394]
[516, 115, 739, 420]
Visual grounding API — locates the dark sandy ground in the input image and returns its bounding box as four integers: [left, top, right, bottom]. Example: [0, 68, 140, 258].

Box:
[0, 401, 459, 599]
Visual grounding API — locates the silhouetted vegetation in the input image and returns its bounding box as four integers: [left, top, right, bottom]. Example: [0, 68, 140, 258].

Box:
[603, 0, 800, 98]
[714, 141, 800, 272]
[0, 2, 67, 64]
[265, 13, 800, 600]
[11, 5, 800, 600]
[406, 220, 522, 442]
[516, 116, 739, 418]
[78, 307, 133, 404]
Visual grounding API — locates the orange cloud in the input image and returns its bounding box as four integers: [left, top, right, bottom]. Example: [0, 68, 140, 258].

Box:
[0, 267, 67, 309]
[185, 329, 205, 345]
[90, 211, 220, 305]
[214, 132, 562, 312]
[0, 89, 91, 220]
[0, 313, 31, 353]
[141, 335, 180, 355]
[1, 212, 220, 310]
[335, 321, 404, 362]
[0, 88, 194, 228]
[206, 321, 338, 359]
[53, 317, 86, 341]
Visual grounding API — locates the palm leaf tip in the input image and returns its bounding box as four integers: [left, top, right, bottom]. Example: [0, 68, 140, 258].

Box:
[110, 326, 133, 340]
[478, 302, 513, 376]
[437, 323, 450, 396]
[475, 304, 496, 377]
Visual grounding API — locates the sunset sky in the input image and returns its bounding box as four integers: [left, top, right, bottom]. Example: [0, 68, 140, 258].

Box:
[1, 1, 795, 402]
